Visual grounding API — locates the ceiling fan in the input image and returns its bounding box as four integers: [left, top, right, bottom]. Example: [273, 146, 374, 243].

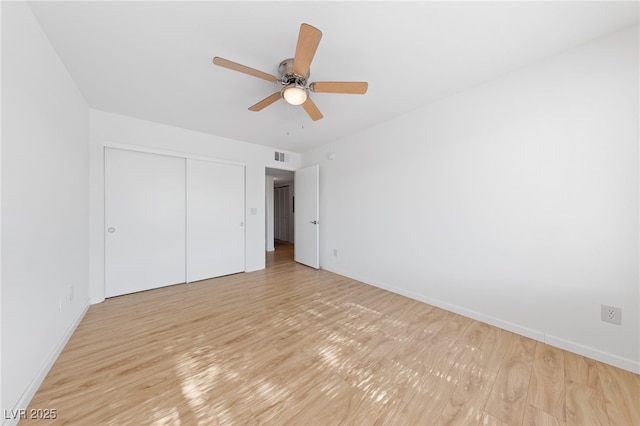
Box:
[212, 23, 368, 121]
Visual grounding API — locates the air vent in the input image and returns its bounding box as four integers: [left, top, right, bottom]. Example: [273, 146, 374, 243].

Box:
[274, 151, 287, 162]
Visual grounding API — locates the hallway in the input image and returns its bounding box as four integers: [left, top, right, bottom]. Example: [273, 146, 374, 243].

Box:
[266, 240, 294, 268]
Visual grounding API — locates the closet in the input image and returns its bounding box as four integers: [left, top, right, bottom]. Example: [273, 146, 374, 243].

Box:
[186, 158, 244, 282]
[105, 147, 245, 297]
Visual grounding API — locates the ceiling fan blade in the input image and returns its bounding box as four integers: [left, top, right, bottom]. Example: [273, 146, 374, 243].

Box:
[310, 82, 368, 94]
[302, 97, 323, 121]
[248, 92, 282, 111]
[213, 57, 278, 83]
[293, 23, 322, 77]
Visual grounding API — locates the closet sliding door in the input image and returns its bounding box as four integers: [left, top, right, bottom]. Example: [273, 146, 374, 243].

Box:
[105, 148, 186, 297]
[186, 159, 245, 282]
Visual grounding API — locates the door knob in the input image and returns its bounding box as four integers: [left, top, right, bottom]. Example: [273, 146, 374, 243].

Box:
[310, 220, 318, 225]
[107, 227, 116, 233]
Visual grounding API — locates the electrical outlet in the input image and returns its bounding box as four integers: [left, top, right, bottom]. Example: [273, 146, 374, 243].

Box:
[333, 249, 338, 257]
[601, 304, 621, 325]
[69, 285, 74, 302]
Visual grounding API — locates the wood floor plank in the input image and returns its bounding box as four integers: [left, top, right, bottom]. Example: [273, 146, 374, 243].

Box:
[484, 335, 536, 425]
[596, 362, 640, 426]
[527, 343, 566, 421]
[478, 411, 511, 426]
[445, 321, 491, 384]
[523, 403, 566, 426]
[399, 371, 457, 425]
[253, 363, 343, 424]
[437, 360, 498, 425]
[21, 246, 640, 425]
[565, 379, 610, 426]
[564, 350, 601, 390]
[473, 326, 513, 373]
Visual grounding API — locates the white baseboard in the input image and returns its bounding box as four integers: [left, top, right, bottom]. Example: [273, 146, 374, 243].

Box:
[323, 265, 639, 374]
[2, 301, 89, 426]
[545, 334, 640, 374]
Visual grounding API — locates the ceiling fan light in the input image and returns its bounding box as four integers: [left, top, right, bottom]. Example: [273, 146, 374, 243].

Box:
[282, 85, 308, 105]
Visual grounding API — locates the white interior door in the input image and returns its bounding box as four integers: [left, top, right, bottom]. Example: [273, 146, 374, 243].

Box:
[294, 164, 320, 268]
[187, 159, 245, 282]
[105, 148, 186, 297]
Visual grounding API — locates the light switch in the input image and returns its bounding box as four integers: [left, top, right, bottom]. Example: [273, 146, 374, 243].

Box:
[250, 208, 258, 215]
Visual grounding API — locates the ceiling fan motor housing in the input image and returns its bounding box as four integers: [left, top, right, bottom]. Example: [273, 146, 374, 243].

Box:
[278, 58, 309, 105]
[278, 58, 309, 85]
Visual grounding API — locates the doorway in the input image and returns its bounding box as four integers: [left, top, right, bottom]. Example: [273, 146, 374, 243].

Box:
[266, 168, 295, 267]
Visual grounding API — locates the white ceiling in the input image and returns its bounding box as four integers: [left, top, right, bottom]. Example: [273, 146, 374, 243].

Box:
[27, 1, 639, 153]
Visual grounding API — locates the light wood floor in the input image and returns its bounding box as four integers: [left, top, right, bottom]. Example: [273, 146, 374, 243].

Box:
[266, 240, 294, 268]
[25, 244, 639, 425]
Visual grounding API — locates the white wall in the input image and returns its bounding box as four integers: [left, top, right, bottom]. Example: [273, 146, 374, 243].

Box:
[303, 26, 639, 373]
[1, 1, 4, 415]
[1, 2, 90, 418]
[89, 110, 301, 303]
